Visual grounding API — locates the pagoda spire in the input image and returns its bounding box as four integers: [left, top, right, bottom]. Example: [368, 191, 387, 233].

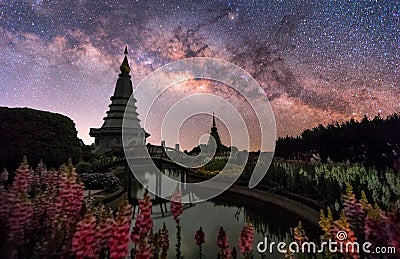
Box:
[208, 112, 222, 148]
[90, 46, 146, 153]
[120, 46, 130, 74]
[212, 112, 216, 128]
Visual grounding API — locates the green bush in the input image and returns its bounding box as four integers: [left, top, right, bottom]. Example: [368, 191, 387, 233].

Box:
[75, 161, 93, 174]
[204, 158, 228, 172]
[79, 173, 120, 192]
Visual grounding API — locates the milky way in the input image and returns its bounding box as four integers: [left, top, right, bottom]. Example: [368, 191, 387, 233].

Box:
[0, 0, 399, 150]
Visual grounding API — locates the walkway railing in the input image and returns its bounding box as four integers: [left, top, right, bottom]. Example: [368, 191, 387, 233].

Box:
[88, 145, 186, 173]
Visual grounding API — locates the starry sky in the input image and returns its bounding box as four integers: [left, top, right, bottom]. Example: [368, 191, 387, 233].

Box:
[0, 0, 399, 151]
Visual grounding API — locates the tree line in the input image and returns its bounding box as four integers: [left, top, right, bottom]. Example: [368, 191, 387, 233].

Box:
[275, 113, 400, 171]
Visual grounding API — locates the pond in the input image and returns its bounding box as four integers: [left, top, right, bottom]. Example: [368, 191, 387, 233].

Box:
[129, 167, 320, 258]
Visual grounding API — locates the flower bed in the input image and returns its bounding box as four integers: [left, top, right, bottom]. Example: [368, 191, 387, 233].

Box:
[0, 157, 398, 258]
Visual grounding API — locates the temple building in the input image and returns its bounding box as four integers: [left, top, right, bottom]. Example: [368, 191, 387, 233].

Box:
[90, 47, 147, 153]
[206, 113, 229, 155]
[186, 113, 231, 157]
[207, 112, 222, 147]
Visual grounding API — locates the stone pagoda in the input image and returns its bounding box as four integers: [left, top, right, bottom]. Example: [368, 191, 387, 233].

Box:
[90, 46, 146, 153]
[208, 112, 222, 148]
[207, 112, 229, 155]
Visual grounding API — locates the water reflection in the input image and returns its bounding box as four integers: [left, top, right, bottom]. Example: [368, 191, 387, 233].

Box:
[128, 168, 320, 258]
[129, 166, 187, 201]
[211, 192, 320, 242]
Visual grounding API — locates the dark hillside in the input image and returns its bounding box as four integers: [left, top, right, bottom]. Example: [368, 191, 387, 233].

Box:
[0, 107, 81, 170]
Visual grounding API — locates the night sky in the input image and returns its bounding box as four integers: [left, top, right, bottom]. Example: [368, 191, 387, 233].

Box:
[0, 0, 399, 151]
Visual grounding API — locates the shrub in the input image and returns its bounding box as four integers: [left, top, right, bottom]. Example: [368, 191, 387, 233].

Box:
[75, 161, 93, 174]
[79, 173, 120, 192]
[204, 158, 228, 172]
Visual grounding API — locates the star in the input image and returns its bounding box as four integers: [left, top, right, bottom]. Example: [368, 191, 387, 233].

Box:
[0, 0, 398, 151]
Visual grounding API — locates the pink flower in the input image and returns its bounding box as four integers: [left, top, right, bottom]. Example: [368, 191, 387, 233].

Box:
[96, 206, 116, 253]
[130, 226, 141, 244]
[10, 158, 31, 194]
[109, 199, 132, 259]
[8, 194, 33, 247]
[170, 189, 183, 222]
[132, 190, 154, 242]
[132, 190, 155, 258]
[293, 221, 308, 246]
[71, 211, 97, 259]
[135, 193, 153, 235]
[217, 226, 231, 258]
[239, 222, 254, 256]
[54, 160, 84, 227]
[194, 227, 205, 246]
[6, 159, 33, 248]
